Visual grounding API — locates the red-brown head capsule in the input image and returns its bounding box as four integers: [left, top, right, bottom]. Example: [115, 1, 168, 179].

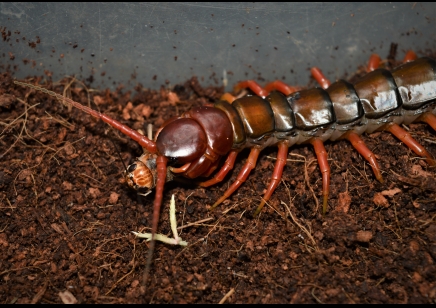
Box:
[125, 153, 159, 195]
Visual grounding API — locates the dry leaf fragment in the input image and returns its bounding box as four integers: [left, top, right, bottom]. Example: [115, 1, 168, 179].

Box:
[168, 92, 180, 105]
[411, 164, 432, 177]
[380, 188, 401, 197]
[122, 101, 133, 120]
[109, 192, 120, 204]
[412, 201, 421, 209]
[88, 187, 101, 199]
[336, 191, 351, 213]
[93, 95, 105, 105]
[0, 94, 16, 107]
[59, 290, 77, 304]
[373, 193, 389, 208]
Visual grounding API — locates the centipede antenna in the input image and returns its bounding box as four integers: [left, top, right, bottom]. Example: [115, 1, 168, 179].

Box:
[13, 80, 158, 154]
[109, 138, 129, 174]
[143, 155, 168, 287]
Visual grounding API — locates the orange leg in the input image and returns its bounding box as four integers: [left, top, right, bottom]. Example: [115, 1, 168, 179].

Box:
[221, 93, 237, 103]
[199, 151, 238, 187]
[309, 138, 330, 214]
[420, 112, 436, 131]
[384, 123, 436, 166]
[403, 50, 417, 63]
[264, 80, 299, 96]
[211, 147, 261, 209]
[170, 162, 191, 173]
[367, 54, 381, 72]
[254, 141, 289, 216]
[310, 67, 331, 90]
[234, 80, 269, 97]
[345, 131, 383, 183]
[143, 155, 168, 284]
[201, 159, 221, 178]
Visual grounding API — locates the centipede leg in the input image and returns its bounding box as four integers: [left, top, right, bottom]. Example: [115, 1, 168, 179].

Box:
[345, 131, 384, 183]
[199, 151, 238, 187]
[367, 54, 382, 72]
[264, 80, 299, 95]
[310, 138, 330, 214]
[234, 80, 269, 97]
[403, 50, 417, 63]
[211, 147, 261, 209]
[254, 141, 289, 216]
[143, 155, 168, 285]
[170, 162, 191, 173]
[202, 159, 221, 178]
[220, 93, 237, 103]
[310, 67, 331, 90]
[420, 112, 436, 131]
[384, 123, 436, 166]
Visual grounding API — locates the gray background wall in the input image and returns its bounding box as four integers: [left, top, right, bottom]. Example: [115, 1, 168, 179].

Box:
[1, 2, 435, 90]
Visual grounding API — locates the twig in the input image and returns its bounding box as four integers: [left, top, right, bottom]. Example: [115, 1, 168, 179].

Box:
[287, 153, 320, 215]
[105, 241, 138, 295]
[281, 201, 318, 249]
[0, 99, 35, 158]
[218, 288, 235, 304]
[177, 217, 214, 230]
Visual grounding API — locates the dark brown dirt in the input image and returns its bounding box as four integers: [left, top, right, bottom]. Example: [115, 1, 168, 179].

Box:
[1, 56, 436, 304]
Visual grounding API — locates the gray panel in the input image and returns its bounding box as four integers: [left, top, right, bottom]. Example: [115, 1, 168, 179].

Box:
[1, 2, 435, 90]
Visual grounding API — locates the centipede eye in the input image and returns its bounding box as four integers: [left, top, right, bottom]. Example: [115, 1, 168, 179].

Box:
[167, 157, 179, 166]
[127, 163, 137, 172]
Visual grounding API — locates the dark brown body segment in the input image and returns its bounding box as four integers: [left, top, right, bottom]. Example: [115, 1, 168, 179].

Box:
[232, 96, 275, 139]
[327, 80, 363, 124]
[287, 88, 335, 130]
[391, 57, 436, 110]
[214, 100, 246, 146]
[266, 91, 295, 133]
[184, 106, 233, 156]
[354, 69, 400, 119]
[156, 118, 207, 163]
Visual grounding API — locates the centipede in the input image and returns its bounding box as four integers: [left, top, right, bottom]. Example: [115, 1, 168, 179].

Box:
[14, 50, 436, 283]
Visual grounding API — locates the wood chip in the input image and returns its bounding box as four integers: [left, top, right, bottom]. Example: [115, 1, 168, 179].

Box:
[356, 230, 373, 242]
[381, 188, 401, 197]
[373, 193, 389, 208]
[336, 191, 351, 213]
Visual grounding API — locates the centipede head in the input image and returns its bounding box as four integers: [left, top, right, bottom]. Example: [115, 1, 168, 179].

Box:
[125, 152, 159, 196]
